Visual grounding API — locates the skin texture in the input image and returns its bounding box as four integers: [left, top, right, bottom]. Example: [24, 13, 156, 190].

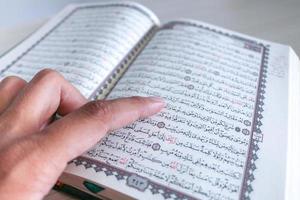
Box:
[0, 69, 165, 200]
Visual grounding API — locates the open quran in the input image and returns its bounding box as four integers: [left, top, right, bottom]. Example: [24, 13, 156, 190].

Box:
[0, 2, 299, 200]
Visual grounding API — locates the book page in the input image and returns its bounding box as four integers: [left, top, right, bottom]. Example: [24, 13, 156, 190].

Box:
[64, 20, 291, 200]
[0, 2, 159, 98]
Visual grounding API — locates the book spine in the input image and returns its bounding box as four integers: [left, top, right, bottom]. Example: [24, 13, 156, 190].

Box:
[89, 26, 158, 100]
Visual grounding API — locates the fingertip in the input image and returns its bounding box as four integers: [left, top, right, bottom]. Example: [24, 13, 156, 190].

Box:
[140, 96, 166, 117]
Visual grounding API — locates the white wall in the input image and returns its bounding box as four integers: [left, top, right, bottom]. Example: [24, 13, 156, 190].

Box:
[0, 0, 91, 28]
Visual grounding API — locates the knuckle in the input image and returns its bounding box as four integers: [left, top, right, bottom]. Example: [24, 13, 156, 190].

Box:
[0, 76, 26, 88]
[130, 96, 147, 105]
[82, 100, 113, 122]
[33, 68, 62, 83]
[2, 76, 23, 83]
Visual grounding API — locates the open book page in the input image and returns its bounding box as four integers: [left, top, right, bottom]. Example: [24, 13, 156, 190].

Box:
[0, 2, 159, 98]
[63, 20, 291, 200]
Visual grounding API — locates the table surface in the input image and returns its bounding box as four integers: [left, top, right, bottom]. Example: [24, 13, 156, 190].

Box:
[0, 0, 299, 199]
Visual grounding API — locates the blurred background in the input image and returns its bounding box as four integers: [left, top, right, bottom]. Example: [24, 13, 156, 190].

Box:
[1, 0, 300, 54]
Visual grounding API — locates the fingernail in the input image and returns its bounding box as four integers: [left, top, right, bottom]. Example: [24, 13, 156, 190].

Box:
[147, 96, 165, 104]
[142, 97, 166, 115]
[146, 97, 166, 110]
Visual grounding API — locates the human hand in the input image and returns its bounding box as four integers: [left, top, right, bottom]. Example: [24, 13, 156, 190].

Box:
[0, 69, 165, 200]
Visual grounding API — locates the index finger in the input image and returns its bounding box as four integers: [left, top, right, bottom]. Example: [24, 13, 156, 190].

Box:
[38, 96, 165, 164]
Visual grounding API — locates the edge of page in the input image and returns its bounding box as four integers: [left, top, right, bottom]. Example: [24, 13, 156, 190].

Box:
[69, 1, 160, 26]
[285, 47, 300, 200]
